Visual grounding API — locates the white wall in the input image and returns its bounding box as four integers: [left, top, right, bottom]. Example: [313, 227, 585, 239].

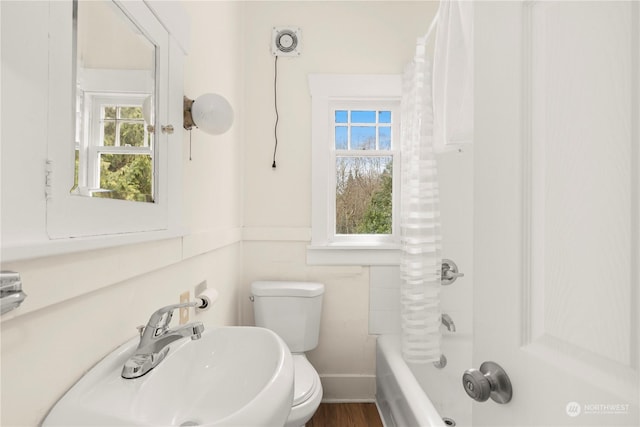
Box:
[0, 2, 244, 425]
[240, 1, 439, 401]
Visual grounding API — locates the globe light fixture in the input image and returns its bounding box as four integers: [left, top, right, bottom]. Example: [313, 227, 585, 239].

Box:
[183, 93, 234, 135]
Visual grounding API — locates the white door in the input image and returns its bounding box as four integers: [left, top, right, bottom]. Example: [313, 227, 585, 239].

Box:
[472, 1, 639, 426]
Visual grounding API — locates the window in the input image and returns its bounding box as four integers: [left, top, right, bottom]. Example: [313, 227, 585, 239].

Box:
[332, 106, 398, 240]
[75, 95, 154, 202]
[308, 74, 402, 265]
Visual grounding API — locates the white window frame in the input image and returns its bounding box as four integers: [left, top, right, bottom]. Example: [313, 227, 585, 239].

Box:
[76, 93, 153, 198]
[330, 102, 400, 244]
[308, 74, 402, 265]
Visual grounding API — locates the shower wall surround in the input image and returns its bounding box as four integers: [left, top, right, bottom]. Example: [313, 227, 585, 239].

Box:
[369, 147, 474, 422]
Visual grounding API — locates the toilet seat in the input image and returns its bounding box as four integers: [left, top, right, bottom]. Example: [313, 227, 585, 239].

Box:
[292, 355, 318, 406]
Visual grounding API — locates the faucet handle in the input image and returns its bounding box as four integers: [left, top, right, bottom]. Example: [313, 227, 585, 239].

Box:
[146, 301, 202, 329]
[442, 259, 464, 285]
[136, 325, 146, 338]
[157, 311, 174, 331]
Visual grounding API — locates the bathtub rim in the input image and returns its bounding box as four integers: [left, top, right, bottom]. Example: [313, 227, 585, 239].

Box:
[376, 334, 446, 427]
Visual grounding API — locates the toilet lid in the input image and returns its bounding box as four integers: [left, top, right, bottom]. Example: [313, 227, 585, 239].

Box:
[292, 356, 318, 406]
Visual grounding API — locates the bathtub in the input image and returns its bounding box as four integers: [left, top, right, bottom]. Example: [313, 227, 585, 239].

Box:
[376, 334, 471, 427]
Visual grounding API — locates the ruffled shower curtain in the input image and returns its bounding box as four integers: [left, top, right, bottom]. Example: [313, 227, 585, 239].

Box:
[399, 37, 443, 364]
[400, 0, 473, 363]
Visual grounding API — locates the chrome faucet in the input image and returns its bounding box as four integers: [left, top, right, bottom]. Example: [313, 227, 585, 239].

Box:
[441, 313, 456, 332]
[121, 302, 205, 379]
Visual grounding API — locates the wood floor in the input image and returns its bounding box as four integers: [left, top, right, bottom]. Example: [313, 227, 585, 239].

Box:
[307, 403, 383, 427]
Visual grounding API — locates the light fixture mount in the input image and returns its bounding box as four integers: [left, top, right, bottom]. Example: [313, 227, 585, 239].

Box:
[183, 96, 196, 130]
[272, 26, 302, 57]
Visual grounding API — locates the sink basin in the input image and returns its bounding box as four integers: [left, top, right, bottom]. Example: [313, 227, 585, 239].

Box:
[43, 326, 294, 426]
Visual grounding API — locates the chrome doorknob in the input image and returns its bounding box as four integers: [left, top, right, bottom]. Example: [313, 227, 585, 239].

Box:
[462, 361, 512, 404]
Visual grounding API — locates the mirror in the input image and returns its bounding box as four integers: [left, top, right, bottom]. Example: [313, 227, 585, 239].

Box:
[73, 0, 157, 203]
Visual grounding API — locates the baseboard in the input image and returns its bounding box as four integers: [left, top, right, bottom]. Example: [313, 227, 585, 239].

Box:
[319, 374, 376, 401]
[321, 398, 377, 403]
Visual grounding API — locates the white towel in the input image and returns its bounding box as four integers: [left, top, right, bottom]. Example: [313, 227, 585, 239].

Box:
[432, 0, 474, 150]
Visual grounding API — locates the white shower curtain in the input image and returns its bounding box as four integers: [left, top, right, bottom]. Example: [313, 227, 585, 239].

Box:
[433, 0, 474, 150]
[399, 37, 443, 364]
[399, 0, 472, 364]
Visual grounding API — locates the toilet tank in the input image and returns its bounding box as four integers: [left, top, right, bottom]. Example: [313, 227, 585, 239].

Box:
[251, 281, 324, 353]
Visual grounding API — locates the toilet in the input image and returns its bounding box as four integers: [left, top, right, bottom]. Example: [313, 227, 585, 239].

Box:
[251, 281, 324, 427]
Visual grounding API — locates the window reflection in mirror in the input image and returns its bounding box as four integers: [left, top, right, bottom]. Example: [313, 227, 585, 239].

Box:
[73, 0, 156, 203]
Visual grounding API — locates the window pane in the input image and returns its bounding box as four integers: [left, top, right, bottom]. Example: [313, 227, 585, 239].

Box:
[104, 106, 116, 119]
[103, 121, 116, 146]
[73, 149, 79, 190]
[335, 126, 348, 149]
[378, 111, 391, 123]
[350, 110, 376, 123]
[335, 156, 393, 235]
[97, 154, 153, 202]
[335, 110, 348, 123]
[379, 126, 391, 149]
[119, 106, 142, 119]
[351, 126, 376, 150]
[120, 123, 146, 147]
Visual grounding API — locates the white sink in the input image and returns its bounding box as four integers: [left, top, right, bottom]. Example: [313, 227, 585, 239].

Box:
[43, 327, 294, 426]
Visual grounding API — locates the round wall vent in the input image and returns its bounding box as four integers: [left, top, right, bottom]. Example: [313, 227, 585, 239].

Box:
[272, 27, 302, 57]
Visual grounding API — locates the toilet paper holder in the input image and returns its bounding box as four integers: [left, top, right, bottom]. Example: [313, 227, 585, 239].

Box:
[195, 288, 218, 311]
